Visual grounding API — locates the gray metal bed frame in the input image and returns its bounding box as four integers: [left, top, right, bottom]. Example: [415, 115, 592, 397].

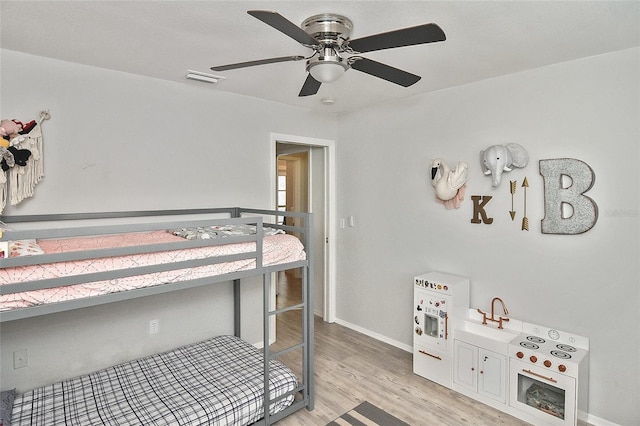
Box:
[0, 207, 314, 425]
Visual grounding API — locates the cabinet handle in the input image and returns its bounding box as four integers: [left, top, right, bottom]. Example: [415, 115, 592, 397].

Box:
[445, 315, 449, 340]
[522, 369, 557, 383]
[419, 350, 442, 360]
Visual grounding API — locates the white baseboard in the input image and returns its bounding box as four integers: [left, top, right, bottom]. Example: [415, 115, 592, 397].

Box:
[586, 412, 622, 426]
[334, 317, 412, 353]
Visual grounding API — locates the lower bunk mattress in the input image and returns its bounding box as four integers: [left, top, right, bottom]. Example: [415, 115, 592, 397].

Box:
[9, 335, 297, 425]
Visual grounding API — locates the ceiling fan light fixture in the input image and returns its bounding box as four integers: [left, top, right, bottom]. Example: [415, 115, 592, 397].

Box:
[308, 62, 347, 83]
[307, 53, 348, 83]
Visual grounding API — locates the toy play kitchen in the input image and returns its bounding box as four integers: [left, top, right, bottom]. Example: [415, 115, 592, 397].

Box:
[413, 272, 589, 426]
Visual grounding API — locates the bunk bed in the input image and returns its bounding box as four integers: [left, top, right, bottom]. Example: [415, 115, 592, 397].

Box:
[0, 207, 314, 426]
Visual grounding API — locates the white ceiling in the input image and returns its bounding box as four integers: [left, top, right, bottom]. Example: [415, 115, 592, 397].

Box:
[1, 1, 639, 113]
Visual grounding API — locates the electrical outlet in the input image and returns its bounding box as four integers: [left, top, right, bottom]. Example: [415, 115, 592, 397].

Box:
[149, 319, 159, 334]
[13, 349, 28, 369]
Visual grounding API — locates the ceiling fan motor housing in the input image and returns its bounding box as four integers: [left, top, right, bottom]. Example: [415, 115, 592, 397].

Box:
[302, 13, 353, 47]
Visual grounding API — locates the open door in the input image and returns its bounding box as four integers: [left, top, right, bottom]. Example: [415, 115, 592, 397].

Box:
[272, 133, 335, 322]
[276, 145, 326, 316]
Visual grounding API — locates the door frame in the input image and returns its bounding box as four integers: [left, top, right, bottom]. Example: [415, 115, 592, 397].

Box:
[270, 132, 336, 322]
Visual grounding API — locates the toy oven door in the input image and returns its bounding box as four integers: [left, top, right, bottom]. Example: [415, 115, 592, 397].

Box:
[509, 358, 576, 426]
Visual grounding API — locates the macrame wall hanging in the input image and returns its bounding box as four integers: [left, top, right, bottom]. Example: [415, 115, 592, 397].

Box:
[0, 110, 50, 214]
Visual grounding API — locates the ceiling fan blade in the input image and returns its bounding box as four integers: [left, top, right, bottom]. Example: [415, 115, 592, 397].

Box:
[350, 57, 421, 87]
[211, 55, 305, 71]
[248, 10, 318, 46]
[347, 23, 445, 53]
[298, 74, 322, 97]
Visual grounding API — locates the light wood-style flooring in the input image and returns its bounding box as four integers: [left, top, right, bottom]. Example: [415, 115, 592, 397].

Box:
[270, 272, 535, 426]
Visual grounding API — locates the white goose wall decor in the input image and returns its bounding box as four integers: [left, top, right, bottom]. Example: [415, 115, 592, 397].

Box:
[430, 158, 468, 209]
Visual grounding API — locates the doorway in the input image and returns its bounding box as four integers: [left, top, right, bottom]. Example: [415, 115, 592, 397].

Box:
[271, 133, 336, 322]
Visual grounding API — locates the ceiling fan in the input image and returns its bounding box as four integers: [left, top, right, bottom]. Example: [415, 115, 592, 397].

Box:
[210, 10, 446, 97]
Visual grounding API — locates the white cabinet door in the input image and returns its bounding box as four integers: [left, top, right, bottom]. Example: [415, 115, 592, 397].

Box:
[453, 340, 477, 391]
[454, 341, 507, 403]
[478, 348, 507, 403]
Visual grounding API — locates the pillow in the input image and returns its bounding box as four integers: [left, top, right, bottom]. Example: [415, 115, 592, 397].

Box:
[169, 226, 220, 240]
[0, 388, 15, 426]
[169, 225, 284, 240]
[0, 222, 46, 257]
[9, 239, 45, 257]
[0, 221, 10, 259]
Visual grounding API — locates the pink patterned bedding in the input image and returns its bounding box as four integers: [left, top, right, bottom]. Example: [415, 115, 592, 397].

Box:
[0, 231, 305, 311]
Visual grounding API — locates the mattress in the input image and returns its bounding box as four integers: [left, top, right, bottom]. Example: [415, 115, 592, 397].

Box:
[1, 230, 306, 311]
[10, 335, 297, 425]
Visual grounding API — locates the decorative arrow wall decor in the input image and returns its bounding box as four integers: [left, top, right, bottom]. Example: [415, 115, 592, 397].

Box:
[521, 177, 529, 231]
[509, 180, 517, 220]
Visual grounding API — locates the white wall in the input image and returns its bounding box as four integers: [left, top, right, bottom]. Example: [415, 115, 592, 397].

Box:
[336, 48, 639, 425]
[0, 50, 337, 391]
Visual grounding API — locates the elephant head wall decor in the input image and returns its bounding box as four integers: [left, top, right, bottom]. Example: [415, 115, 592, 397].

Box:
[480, 143, 529, 187]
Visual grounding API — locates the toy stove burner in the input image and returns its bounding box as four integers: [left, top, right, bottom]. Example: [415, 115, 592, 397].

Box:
[520, 341, 539, 350]
[551, 350, 572, 359]
[526, 335, 546, 344]
[556, 343, 577, 352]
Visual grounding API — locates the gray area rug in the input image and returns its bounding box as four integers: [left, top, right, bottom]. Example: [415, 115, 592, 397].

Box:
[327, 401, 410, 426]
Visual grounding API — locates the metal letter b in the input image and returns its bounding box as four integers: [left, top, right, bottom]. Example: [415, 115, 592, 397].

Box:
[539, 158, 598, 234]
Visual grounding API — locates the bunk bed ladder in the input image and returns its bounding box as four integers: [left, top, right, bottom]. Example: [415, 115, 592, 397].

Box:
[264, 210, 314, 425]
[230, 207, 314, 424]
